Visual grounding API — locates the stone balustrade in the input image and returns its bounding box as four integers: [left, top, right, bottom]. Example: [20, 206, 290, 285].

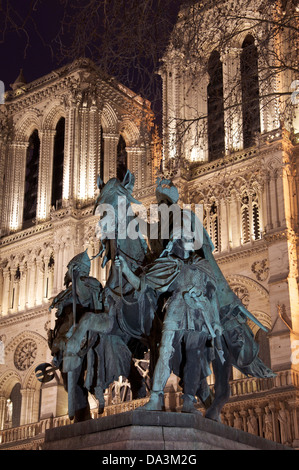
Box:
[0, 373, 298, 449]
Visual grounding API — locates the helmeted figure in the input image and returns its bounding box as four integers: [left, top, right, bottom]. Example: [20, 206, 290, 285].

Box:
[39, 173, 275, 423]
[116, 234, 225, 413]
[48, 250, 112, 421]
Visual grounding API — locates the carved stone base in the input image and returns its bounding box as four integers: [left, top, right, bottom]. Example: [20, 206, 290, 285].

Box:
[42, 410, 291, 450]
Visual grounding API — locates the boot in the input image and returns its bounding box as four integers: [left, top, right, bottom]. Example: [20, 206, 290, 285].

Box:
[139, 391, 165, 411]
[181, 394, 202, 415]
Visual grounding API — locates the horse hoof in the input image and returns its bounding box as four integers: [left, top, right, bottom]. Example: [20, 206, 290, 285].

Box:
[205, 410, 221, 422]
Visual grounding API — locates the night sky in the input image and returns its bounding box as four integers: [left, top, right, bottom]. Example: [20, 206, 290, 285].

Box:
[0, 1, 74, 93]
[0, 1, 181, 103]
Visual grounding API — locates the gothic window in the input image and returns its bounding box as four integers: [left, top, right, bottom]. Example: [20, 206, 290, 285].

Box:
[207, 51, 225, 161]
[10, 266, 20, 310]
[252, 192, 261, 240]
[209, 202, 219, 252]
[241, 35, 261, 148]
[51, 117, 65, 210]
[117, 135, 127, 181]
[241, 191, 262, 244]
[6, 383, 22, 429]
[241, 193, 250, 243]
[23, 129, 40, 228]
[14, 339, 37, 371]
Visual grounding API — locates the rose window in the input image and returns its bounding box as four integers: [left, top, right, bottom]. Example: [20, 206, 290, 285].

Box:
[14, 339, 37, 371]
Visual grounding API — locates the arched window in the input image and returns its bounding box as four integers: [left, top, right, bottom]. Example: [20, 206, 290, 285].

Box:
[117, 135, 127, 181]
[5, 383, 22, 429]
[207, 51, 225, 161]
[23, 129, 40, 228]
[252, 192, 261, 240]
[209, 202, 219, 252]
[241, 35, 261, 148]
[51, 117, 65, 210]
[241, 191, 262, 244]
[241, 193, 250, 243]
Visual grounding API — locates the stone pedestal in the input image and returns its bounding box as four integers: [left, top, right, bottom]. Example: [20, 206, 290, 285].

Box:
[43, 410, 291, 450]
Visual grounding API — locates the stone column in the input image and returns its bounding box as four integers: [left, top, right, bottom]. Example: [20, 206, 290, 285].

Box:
[35, 257, 44, 306]
[257, 40, 280, 134]
[221, 47, 243, 153]
[102, 133, 119, 182]
[18, 263, 27, 311]
[78, 105, 89, 201]
[6, 142, 28, 231]
[8, 267, 16, 313]
[0, 396, 6, 430]
[1, 268, 10, 316]
[264, 173, 273, 231]
[126, 146, 144, 189]
[288, 399, 299, 448]
[26, 257, 37, 309]
[37, 130, 55, 221]
[87, 101, 98, 200]
[20, 389, 35, 425]
[63, 95, 78, 204]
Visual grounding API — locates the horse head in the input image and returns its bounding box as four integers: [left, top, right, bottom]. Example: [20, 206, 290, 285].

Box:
[94, 170, 148, 288]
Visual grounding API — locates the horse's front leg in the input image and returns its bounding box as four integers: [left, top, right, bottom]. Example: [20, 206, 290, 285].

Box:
[66, 312, 113, 355]
[66, 313, 95, 354]
[205, 351, 231, 423]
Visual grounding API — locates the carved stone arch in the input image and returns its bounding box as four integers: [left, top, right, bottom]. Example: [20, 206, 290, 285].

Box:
[119, 116, 140, 147]
[190, 188, 205, 205]
[228, 175, 247, 196]
[15, 110, 42, 143]
[101, 102, 119, 134]
[226, 273, 269, 299]
[231, 29, 258, 50]
[267, 156, 282, 177]
[250, 176, 264, 194]
[42, 101, 66, 131]
[226, 273, 271, 331]
[209, 182, 228, 203]
[23, 363, 43, 390]
[249, 310, 272, 336]
[0, 370, 22, 397]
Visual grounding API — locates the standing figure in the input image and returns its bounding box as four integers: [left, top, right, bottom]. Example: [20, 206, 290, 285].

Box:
[263, 406, 274, 441]
[48, 250, 110, 421]
[247, 408, 258, 435]
[116, 235, 224, 414]
[278, 402, 292, 445]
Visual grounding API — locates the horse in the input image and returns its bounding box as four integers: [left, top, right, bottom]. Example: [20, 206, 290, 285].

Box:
[62, 170, 163, 419]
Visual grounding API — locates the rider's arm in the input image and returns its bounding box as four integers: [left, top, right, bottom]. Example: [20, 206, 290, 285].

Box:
[115, 256, 141, 290]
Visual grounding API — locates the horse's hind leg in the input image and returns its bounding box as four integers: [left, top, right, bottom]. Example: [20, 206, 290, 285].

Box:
[205, 354, 231, 422]
[66, 312, 112, 354]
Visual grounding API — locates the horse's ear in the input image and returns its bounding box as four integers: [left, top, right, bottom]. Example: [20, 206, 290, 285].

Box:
[97, 174, 105, 191]
[122, 170, 135, 193]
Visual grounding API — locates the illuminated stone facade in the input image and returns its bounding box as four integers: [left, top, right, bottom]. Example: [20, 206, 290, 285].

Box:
[0, 1, 298, 450]
[0, 58, 154, 447]
[157, 0, 299, 447]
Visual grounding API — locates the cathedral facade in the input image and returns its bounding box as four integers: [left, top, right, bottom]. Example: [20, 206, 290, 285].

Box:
[0, 1, 299, 449]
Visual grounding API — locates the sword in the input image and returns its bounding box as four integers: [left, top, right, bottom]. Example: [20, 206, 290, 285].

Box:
[71, 267, 78, 328]
[201, 307, 226, 364]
